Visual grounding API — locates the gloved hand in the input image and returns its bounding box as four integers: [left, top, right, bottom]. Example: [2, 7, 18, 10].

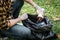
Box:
[20, 13, 28, 20]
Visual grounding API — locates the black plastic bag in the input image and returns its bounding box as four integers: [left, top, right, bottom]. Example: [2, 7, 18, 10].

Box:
[22, 14, 57, 40]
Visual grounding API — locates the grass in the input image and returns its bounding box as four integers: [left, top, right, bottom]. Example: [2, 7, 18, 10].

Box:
[52, 21, 60, 34]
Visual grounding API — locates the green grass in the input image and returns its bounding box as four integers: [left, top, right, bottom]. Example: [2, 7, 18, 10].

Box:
[52, 21, 60, 34]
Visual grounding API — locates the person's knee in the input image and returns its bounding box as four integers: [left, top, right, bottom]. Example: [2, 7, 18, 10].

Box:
[18, 27, 31, 37]
[24, 28, 31, 36]
[10, 25, 31, 37]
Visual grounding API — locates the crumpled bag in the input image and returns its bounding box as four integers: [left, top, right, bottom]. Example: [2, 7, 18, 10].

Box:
[22, 14, 57, 40]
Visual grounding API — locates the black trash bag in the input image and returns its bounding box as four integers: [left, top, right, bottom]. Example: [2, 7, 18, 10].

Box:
[22, 14, 57, 40]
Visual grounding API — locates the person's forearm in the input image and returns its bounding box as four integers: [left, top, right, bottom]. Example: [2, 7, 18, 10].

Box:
[8, 17, 21, 27]
[8, 13, 28, 27]
[25, 0, 40, 10]
[25, 0, 45, 18]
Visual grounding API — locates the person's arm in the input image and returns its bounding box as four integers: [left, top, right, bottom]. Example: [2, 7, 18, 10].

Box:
[8, 13, 28, 27]
[24, 0, 45, 18]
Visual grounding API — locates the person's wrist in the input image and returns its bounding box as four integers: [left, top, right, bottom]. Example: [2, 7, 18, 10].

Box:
[34, 5, 40, 10]
[20, 13, 28, 20]
[38, 14, 44, 18]
[17, 17, 22, 22]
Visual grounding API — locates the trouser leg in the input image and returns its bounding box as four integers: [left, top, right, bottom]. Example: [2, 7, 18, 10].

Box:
[1, 24, 31, 40]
